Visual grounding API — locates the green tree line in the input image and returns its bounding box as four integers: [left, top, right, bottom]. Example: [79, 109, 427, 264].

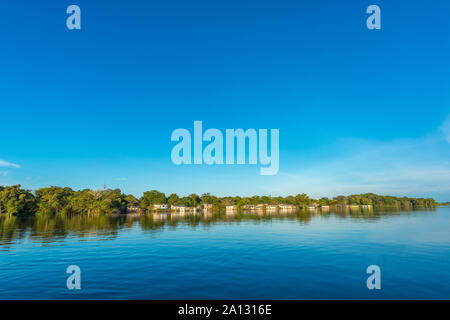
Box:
[0, 185, 438, 216]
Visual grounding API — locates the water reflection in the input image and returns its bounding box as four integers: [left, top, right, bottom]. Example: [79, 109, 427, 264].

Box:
[0, 208, 436, 247]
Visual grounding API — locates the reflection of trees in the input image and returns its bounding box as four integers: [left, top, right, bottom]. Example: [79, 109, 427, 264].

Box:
[0, 208, 436, 245]
[330, 206, 426, 221]
[0, 216, 26, 245]
[0, 214, 125, 245]
[139, 215, 165, 231]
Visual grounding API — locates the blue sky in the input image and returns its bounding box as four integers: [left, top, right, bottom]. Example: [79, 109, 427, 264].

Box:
[1, 0, 449, 200]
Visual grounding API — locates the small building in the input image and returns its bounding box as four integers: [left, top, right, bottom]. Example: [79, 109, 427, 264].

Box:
[279, 204, 298, 210]
[171, 205, 197, 214]
[307, 203, 318, 210]
[226, 205, 237, 211]
[203, 203, 213, 211]
[243, 205, 257, 210]
[153, 204, 169, 210]
[266, 205, 278, 211]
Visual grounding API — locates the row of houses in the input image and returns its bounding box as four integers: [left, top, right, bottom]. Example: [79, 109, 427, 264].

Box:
[126, 203, 209, 214]
[171, 205, 199, 213]
[333, 204, 373, 209]
[126, 203, 302, 214]
[234, 203, 373, 211]
[126, 203, 374, 214]
[230, 204, 300, 211]
[154, 203, 215, 211]
[307, 204, 373, 210]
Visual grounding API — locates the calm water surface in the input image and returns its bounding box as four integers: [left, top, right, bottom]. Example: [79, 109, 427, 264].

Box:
[1, 207, 449, 299]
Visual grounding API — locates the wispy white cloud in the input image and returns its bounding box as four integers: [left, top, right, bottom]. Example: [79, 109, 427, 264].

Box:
[441, 114, 450, 143]
[0, 160, 20, 168]
[265, 116, 450, 200]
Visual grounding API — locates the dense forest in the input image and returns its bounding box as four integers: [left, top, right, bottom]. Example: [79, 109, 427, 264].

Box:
[0, 185, 439, 216]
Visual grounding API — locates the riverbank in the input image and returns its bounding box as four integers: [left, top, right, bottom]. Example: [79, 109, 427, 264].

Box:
[0, 185, 439, 217]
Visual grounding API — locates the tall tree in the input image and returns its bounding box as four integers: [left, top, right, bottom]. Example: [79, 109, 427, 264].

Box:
[0, 185, 37, 216]
[140, 190, 166, 209]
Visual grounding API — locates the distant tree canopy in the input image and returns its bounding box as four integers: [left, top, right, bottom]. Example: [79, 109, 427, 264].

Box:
[0, 185, 37, 216]
[328, 193, 438, 208]
[0, 185, 133, 216]
[36, 186, 73, 215]
[125, 194, 139, 206]
[140, 190, 167, 209]
[0, 185, 439, 216]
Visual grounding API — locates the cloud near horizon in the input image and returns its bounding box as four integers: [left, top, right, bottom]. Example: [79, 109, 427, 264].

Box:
[267, 117, 450, 201]
[0, 160, 20, 168]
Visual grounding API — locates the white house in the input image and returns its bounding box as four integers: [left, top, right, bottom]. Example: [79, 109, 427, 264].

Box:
[171, 205, 197, 213]
[153, 204, 169, 210]
[279, 204, 298, 210]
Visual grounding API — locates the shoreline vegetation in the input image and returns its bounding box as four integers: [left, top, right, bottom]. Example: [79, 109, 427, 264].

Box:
[0, 185, 439, 217]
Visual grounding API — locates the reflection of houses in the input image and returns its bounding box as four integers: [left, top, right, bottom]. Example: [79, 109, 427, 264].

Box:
[203, 211, 212, 218]
[225, 206, 236, 216]
[279, 204, 298, 210]
[152, 212, 168, 221]
[203, 203, 213, 211]
[225, 209, 236, 217]
[349, 205, 360, 209]
[171, 205, 197, 214]
[170, 211, 185, 218]
[126, 206, 143, 215]
[153, 204, 169, 210]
